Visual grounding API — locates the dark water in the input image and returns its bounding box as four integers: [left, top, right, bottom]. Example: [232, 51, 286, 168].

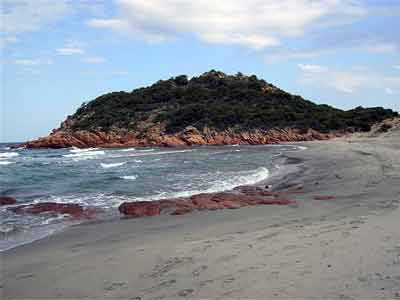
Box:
[0, 143, 305, 251]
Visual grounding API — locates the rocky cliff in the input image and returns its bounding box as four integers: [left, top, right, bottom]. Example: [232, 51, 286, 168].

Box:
[22, 70, 398, 149]
[23, 125, 341, 149]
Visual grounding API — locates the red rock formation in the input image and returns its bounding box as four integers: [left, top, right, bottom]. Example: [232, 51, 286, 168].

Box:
[0, 196, 17, 206]
[313, 195, 336, 201]
[118, 201, 161, 217]
[21, 125, 342, 149]
[118, 186, 297, 218]
[9, 202, 99, 219]
[171, 207, 193, 215]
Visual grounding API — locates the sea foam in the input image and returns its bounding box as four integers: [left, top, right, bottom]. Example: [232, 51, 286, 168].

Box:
[69, 147, 99, 153]
[119, 148, 136, 152]
[132, 166, 270, 202]
[100, 162, 127, 169]
[120, 175, 138, 180]
[0, 152, 19, 159]
[63, 150, 105, 158]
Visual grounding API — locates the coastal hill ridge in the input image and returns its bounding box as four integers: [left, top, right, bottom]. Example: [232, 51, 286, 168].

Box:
[22, 70, 398, 148]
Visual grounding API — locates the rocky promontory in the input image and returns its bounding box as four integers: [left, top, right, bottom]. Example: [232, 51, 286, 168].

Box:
[21, 70, 398, 149]
[23, 126, 341, 149]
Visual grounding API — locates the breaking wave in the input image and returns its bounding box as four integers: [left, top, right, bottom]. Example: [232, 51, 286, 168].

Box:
[120, 175, 138, 180]
[100, 162, 127, 169]
[0, 152, 19, 159]
[69, 147, 99, 153]
[63, 150, 105, 158]
[132, 166, 270, 202]
[119, 148, 136, 152]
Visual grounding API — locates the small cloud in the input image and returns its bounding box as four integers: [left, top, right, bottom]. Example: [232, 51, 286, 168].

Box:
[266, 49, 326, 64]
[13, 59, 53, 66]
[0, 36, 19, 48]
[57, 47, 85, 55]
[298, 64, 326, 73]
[385, 88, 396, 95]
[298, 64, 400, 94]
[363, 43, 398, 54]
[56, 40, 86, 55]
[395, 65, 400, 70]
[2, 0, 71, 35]
[82, 56, 106, 64]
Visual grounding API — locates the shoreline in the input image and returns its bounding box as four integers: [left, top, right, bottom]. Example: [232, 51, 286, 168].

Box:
[3, 135, 400, 299]
[0, 144, 305, 252]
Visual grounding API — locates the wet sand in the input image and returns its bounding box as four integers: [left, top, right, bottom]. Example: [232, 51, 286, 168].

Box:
[2, 132, 400, 299]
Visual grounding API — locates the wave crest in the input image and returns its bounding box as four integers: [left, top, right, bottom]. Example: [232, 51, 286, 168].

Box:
[100, 162, 127, 169]
[63, 150, 105, 158]
[0, 152, 19, 159]
[120, 175, 137, 180]
[69, 147, 99, 153]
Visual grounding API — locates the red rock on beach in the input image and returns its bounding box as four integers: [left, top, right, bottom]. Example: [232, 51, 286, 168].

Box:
[9, 202, 98, 219]
[171, 206, 193, 215]
[190, 194, 224, 210]
[118, 187, 297, 218]
[258, 198, 295, 205]
[0, 196, 17, 206]
[118, 201, 161, 217]
[313, 195, 336, 201]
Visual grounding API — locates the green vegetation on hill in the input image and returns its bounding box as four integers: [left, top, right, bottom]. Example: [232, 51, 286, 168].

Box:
[69, 70, 398, 133]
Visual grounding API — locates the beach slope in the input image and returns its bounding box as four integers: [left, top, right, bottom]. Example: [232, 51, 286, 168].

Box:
[2, 129, 400, 299]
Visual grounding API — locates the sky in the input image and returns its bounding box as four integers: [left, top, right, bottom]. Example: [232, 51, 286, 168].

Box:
[1, 0, 400, 142]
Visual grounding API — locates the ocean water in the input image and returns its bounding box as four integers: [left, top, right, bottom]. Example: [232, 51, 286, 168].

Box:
[0, 143, 304, 251]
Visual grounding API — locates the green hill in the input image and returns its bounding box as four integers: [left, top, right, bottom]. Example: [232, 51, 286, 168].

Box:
[66, 70, 397, 135]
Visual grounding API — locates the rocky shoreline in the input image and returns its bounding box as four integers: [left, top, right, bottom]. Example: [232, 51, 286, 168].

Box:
[2, 153, 306, 222]
[5, 132, 400, 299]
[21, 126, 343, 149]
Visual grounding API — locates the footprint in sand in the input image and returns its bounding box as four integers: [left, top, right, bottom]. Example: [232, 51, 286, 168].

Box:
[17, 273, 34, 280]
[151, 257, 194, 278]
[145, 279, 177, 293]
[342, 231, 351, 237]
[177, 288, 194, 297]
[103, 281, 127, 292]
[199, 279, 214, 287]
[192, 265, 208, 277]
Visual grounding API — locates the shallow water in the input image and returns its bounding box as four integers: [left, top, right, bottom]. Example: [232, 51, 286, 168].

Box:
[0, 143, 304, 250]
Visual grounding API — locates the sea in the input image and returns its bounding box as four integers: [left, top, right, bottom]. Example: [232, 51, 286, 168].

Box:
[0, 143, 305, 251]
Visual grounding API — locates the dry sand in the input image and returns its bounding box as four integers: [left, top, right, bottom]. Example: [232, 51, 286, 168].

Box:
[2, 132, 400, 299]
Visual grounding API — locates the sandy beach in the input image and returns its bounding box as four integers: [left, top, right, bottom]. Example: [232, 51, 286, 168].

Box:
[2, 131, 400, 299]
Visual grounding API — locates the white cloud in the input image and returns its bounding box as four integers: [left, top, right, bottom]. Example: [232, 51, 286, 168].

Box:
[76, 0, 106, 16]
[1, 0, 71, 34]
[0, 36, 19, 48]
[362, 43, 398, 54]
[87, 0, 366, 49]
[12, 59, 53, 66]
[385, 88, 396, 95]
[82, 56, 106, 64]
[56, 41, 86, 55]
[57, 47, 85, 55]
[395, 65, 400, 70]
[266, 49, 326, 63]
[265, 40, 399, 63]
[1, 1, 106, 48]
[298, 64, 400, 94]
